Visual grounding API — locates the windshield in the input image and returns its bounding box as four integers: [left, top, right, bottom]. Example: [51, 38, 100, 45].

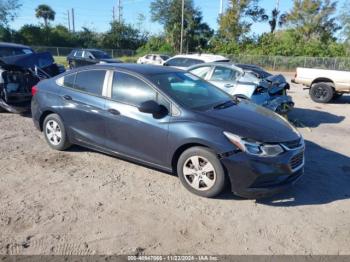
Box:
[91, 51, 111, 59]
[160, 55, 170, 60]
[150, 72, 232, 110]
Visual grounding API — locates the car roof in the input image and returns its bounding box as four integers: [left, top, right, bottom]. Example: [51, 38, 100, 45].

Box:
[188, 62, 244, 74]
[170, 53, 229, 62]
[72, 48, 106, 52]
[0, 42, 32, 49]
[67, 63, 183, 75]
[145, 54, 165, 56]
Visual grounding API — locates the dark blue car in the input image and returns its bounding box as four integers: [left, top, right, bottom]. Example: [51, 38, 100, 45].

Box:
[31, 64, 305, 198]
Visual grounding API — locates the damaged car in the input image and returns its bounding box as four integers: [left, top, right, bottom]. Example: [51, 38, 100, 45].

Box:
[187, 62, 294, 114]
[0, 51, 64, 113]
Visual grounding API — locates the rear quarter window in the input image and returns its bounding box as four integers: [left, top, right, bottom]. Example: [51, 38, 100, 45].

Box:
[63, 73, 76, 88]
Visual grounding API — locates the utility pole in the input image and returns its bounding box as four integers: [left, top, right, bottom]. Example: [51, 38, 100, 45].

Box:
[117, 0, 122, 23]
[219, 0, 224, 16]
[71, 8, 75, 33]
[275, 0, 280, 10]
[113, 6, 115, 21]
[67, 10, 71, 32]
[180, 0, 184, 54]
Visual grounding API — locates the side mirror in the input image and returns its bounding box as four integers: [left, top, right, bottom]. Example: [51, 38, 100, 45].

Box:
[88, 55, 94, 60]
[138, 100, 161, 114]
[163, 62, 169, 66]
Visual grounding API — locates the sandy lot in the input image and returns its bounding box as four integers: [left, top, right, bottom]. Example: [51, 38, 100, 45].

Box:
[0, 73, 350, 255]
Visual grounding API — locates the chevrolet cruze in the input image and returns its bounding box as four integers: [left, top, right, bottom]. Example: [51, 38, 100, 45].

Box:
[31, 64, 305, 198]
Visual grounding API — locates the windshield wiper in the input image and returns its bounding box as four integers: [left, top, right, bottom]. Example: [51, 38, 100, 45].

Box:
[213, 100, 236, 110]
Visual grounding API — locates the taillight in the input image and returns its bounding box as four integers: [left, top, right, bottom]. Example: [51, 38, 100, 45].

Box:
[31, 85, 38, 96]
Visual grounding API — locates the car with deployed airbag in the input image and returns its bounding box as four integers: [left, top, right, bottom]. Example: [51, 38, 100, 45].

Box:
[31, 64, 305, 198]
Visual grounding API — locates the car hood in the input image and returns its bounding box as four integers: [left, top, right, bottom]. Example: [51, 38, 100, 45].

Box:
[195, 100, 300, 143]
[265, 74, 287, 85]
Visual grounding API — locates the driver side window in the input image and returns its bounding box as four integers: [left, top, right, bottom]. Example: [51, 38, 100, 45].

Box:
[112, 72, 157, 107]
[211, 66, 237, 81]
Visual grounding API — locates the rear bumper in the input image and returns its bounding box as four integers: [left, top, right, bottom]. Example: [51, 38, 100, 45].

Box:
[31, 97, 42, 131]
[221, 147, 304, 199]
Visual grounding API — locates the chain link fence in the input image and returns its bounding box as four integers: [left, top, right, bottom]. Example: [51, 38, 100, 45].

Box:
[32, 46, 350, 71]
[226, 55, 350, 71]
[32, 46, 136, 58]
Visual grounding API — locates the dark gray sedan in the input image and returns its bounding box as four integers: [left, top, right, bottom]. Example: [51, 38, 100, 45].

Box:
[31, 64, 304, 198]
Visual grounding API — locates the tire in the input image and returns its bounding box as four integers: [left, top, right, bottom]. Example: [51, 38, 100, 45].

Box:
[309, 82, 334, 103]
[0, 106, 6, 112]
[177, 146, 226, 198]
[43, 113, 71, 151]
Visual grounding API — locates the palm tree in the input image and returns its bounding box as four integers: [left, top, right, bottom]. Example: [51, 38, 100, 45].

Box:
[35, 4, 55, 28]
[262, 8, 287, 33]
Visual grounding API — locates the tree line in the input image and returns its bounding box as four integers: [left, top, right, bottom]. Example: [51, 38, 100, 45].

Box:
[0, 0, 350, 57]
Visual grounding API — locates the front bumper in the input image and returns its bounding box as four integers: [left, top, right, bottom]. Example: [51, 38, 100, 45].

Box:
[221, 146, 304, 199]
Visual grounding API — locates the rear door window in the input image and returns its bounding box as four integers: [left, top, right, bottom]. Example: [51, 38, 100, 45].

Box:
[183, 58, 204, 67]
[73, 70, 106, 95]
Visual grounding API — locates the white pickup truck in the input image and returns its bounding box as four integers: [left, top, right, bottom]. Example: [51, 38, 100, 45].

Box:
[292, 67, 350, 103]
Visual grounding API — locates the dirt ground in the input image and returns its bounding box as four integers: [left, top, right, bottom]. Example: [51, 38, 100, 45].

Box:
[0, 73, 350, 255]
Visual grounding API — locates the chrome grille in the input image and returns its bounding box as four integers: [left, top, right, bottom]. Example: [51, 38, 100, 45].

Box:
[289, 152, 304, 171]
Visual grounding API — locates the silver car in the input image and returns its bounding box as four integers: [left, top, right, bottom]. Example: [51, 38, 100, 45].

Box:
[187, 62, 294, 114]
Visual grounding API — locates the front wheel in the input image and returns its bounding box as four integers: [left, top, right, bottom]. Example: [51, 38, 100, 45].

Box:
[43, 114, 71, 151]
[177, 147, 226, 198]
[309, 83, 334, 103]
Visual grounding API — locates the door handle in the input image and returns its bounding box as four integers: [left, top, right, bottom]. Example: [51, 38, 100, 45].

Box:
[63, 95, 72, 100]
[108, 108, 121, 115]
[224, 84, 234, 88]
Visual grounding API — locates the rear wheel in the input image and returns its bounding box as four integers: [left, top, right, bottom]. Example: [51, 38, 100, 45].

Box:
[309, 82, 334, 103]
[177, 147, 226, 198]
[43, 114, 71, 151]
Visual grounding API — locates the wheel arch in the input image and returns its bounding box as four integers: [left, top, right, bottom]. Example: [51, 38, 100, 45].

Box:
[171, 143, 210, 175]
[39, 109, 61, 131]
[311, 78, 335, 88]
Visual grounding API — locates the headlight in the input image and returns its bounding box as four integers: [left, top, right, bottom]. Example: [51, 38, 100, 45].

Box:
[223, 132, 284, 157]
